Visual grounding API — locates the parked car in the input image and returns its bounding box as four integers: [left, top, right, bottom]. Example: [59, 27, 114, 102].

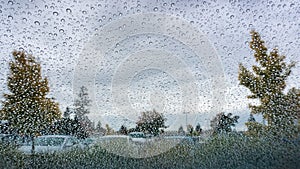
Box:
[18, 135, 83, 154]
[81, 137, 97, 148]
[0, 134, 28, 146]
[163, 136, 194, 145]
[128, 132, 146, 144]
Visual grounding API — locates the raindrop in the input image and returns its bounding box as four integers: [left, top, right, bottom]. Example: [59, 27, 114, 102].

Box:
[8, 15, 13, 20]
[34, 21, 40, 25]
[153, 7, 158, 11]
[8, 0, 13, 5]
[53, 12, 59, 16]
[66, 8, 72, 13]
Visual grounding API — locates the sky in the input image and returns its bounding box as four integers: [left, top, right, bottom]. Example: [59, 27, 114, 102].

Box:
[0, 0, 299, 131]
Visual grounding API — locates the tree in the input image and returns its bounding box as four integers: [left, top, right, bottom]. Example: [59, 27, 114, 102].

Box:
[136, 109, 167, 136]
[245, 113, 264, 137]
[178, 125, 185, 135]
[0, 51, 61, 136]
[118, 125, 128, 135]
[95, 120, 102, 132]
[248, 113, 256, 122]
[95, 120, 106, 135]
[46, 107, 88, 138]
[239, 31, 300, 137]
[74, 86, 91, 118]
[210, 112, 239, 134]
[63, 106, 72, 118]
[187, 124, 194, 136]
[105, 124, 114, 135]
[195, 123, 202, 135]
[74, 86, 93, 137]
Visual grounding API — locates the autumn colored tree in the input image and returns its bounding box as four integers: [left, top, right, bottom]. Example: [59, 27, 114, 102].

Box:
[136, 109, 167, 136]
[0, 51, 61, 137]
[105, 124, 114, 135]
[239, 31, 300, 138]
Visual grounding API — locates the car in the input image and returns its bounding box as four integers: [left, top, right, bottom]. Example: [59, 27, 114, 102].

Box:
[18, 135, 83, 154]
[0, 134, 29, 146]
[81, 137, 98, 148]
[0, 134, 14, 145]
[163, 136, 194, 145]
[128, 132, 146, 144]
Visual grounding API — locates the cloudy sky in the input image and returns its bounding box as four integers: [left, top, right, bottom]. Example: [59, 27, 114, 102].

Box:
[0, 0, 299, 130]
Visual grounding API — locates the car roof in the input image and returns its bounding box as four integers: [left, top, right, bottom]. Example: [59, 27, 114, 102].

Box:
[37, 135, 74, 138]
[129, 132, 144, 134]
[102, 135, 129, 138]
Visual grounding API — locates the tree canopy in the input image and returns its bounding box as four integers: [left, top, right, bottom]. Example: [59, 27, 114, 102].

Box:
[239, 31, 300, 137]
[0, 51, 61, 136]
[136, 109, 167, 136]
[74, 86, 93, 137]
[210, 112, 239, 134]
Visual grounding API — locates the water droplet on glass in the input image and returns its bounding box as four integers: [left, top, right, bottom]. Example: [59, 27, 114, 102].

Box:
[34, 21, 40, 25]
[66, 8, 72, 13]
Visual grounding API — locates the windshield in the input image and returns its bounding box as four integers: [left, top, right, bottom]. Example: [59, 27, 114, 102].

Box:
[35, 137, 65, 146]
[0, 0, 299, 168]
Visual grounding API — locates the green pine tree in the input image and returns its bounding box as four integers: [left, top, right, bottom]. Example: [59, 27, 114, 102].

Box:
[239, 31, 300, 138]
[0, 51, 61, 136]
[74, 86, 93, 137]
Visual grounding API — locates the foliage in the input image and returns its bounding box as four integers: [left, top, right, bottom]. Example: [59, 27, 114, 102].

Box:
[136, 109, 167, 136]
[74, 86, 91, 118]
[73, 86, 93, 138]
[195, 123, 202, 135]
[0, 51, 61, 136]
[210, 112, 239, 134]
[63, 106, 72, 118]
[239, 31, 300, 138]
[95, 120, 106, 134]
[186, 124, 194, 136]
[50, 120, 87, 139]
[178, 125, 185, 135]
[118, 125, 128, 135]
[128, 128, 137, 133]
[105, 124, 114, 135]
